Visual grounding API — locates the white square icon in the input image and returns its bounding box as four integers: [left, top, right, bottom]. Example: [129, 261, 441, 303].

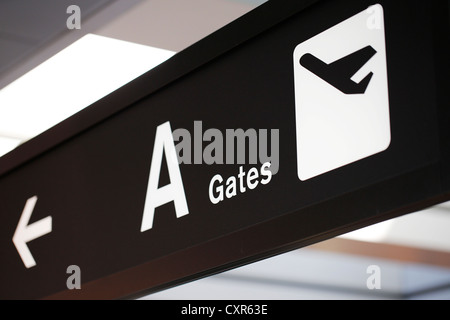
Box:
[293, 4, 391, 181]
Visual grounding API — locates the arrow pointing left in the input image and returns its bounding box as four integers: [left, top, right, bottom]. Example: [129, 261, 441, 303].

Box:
[12, 196, 52, 268]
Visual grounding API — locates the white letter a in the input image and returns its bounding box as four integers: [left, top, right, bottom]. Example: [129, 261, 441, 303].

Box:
[141, 122, 189, 232]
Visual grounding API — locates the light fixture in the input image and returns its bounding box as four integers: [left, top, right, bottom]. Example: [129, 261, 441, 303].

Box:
[0, 33, 175, 157]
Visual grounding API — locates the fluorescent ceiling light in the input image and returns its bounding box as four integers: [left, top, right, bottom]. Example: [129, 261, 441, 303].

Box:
[339, 219, 394, 243]
[0, 34, 175, 156]
[340, 205, 450, 252]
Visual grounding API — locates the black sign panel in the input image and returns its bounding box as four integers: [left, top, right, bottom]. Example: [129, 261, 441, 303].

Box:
[0, 0, 449, 299]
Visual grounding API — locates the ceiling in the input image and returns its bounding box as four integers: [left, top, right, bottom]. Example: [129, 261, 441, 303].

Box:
[0, 0, 267, 155]
[0, 0, 265, 91]
[0, 0, 116, 89]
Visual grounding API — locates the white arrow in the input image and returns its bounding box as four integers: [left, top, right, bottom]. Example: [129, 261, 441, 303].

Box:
[12, 196, 52, 269]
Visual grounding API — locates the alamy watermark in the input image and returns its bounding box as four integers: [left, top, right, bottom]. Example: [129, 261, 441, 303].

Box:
[366, 265, 381, 290]
[67, 5, 81, 30]
[366, 4, 382, 30]
[173, 121, 279, 174]
[66, 265, 81, 290]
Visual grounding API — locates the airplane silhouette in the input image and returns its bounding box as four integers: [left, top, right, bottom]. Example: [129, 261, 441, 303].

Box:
[300, 45, 377, 94]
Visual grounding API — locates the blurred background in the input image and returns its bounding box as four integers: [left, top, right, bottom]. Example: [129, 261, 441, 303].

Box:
[0, 0, 449, 299]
